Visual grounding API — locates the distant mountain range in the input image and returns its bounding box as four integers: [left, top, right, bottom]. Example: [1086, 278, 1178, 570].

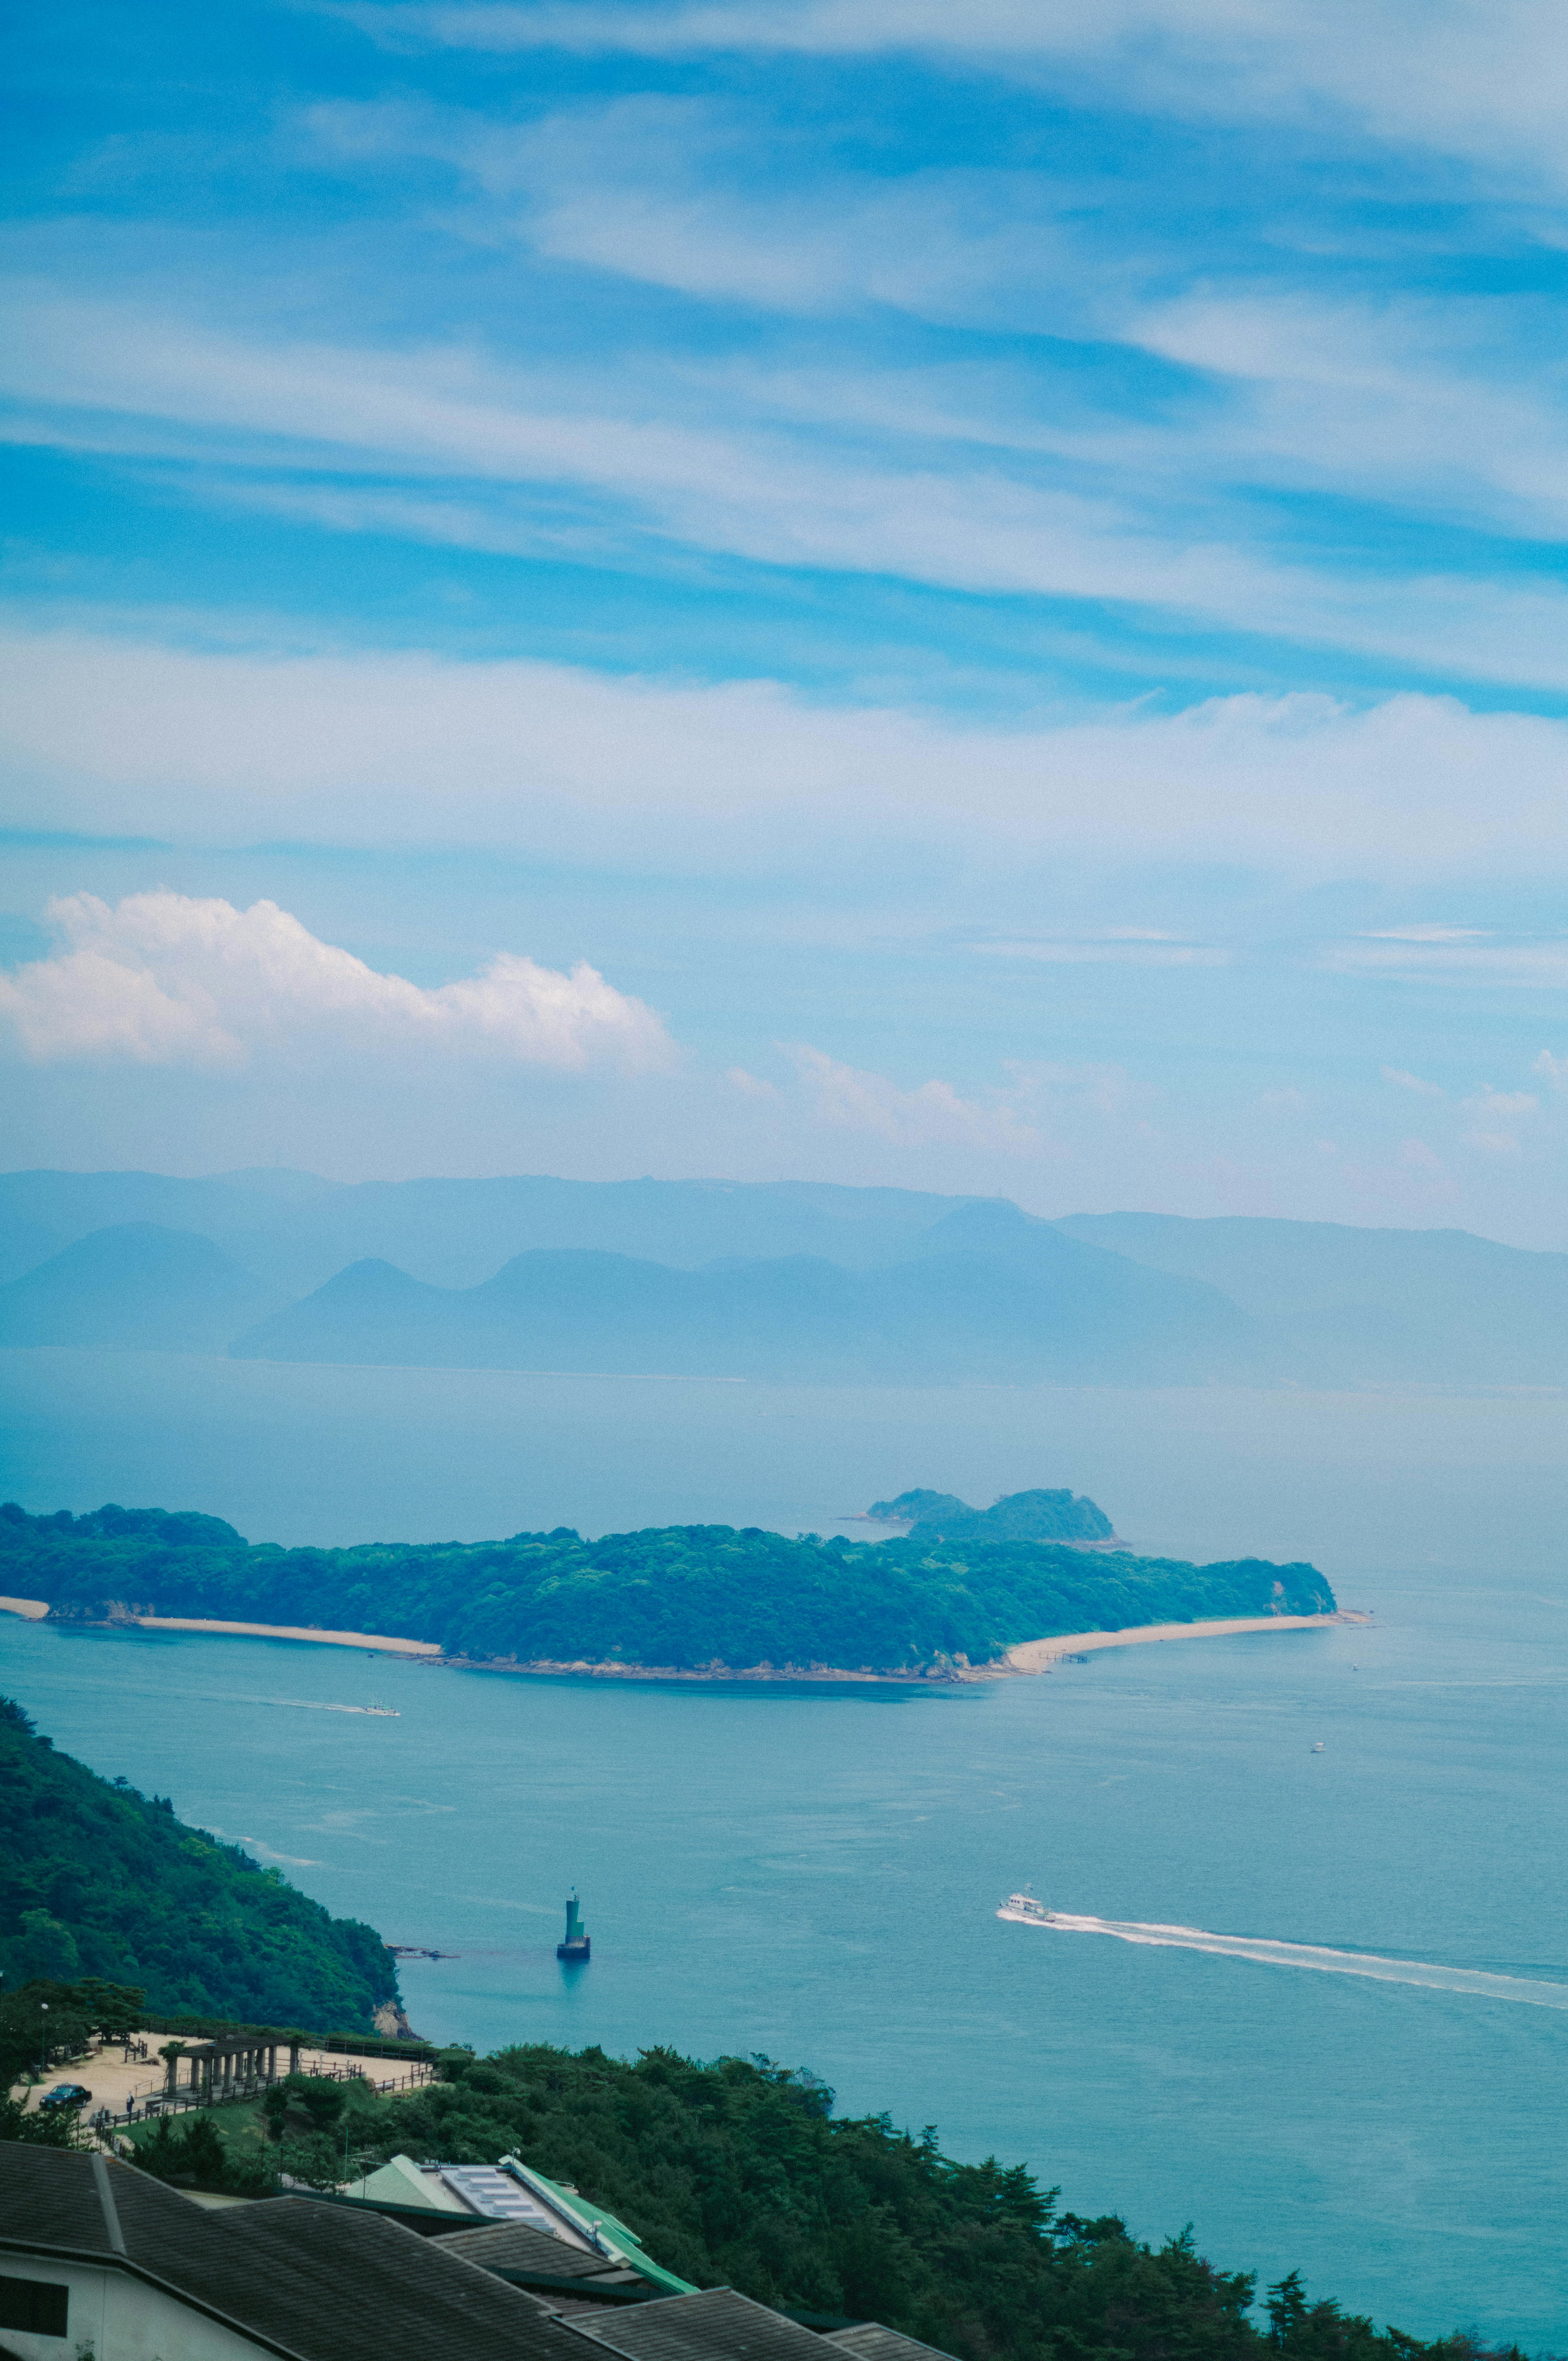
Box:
[0, 1224, 278, 1352]
[1, 1167, 1566, 1388]
[227, 1201, 1252, 1383]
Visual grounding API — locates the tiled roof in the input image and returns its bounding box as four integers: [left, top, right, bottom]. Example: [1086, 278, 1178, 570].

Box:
[0, 2143, 592, 2361]
[826, 2324, 959, 2361]
[434, 2221, 650, 2288]
[573, 2287, 835, 2361]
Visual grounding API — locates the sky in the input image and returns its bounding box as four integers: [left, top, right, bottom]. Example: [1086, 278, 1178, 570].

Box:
[4, 0, 1568, 1242]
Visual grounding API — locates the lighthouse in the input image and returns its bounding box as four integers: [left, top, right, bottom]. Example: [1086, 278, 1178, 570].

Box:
[557, 1889, 590, 1961]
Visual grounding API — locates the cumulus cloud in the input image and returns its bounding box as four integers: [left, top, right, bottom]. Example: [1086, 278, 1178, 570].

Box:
[781, 1046, 1134, 1152]
[1382, 1065, 1445, 1096]
[0, 891, 672, 1071]
[785, 1044, 1042, 1150]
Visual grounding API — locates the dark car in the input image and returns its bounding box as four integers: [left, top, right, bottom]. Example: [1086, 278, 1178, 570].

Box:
[39, 2083, 92, 2111]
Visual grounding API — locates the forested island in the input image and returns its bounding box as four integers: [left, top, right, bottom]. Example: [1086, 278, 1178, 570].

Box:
[0, 1490, 1334, 1676]
[0, 1695, 396, 2031]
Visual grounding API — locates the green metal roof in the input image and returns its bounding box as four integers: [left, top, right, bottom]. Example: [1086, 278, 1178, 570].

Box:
[497, 2157, 697, 2297]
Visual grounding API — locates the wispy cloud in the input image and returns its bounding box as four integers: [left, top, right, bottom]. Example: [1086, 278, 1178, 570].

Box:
[348, 2, 1568, 192]
[12, 626, 1568, 881]
[11, 283, 1568, 691]
[1327, 937, 1568, 985]
[786, 1043, 1042, 1149]
[974, 934, 1229, 967]
[1382, 1065, 1445, 1097]
[0, 891, 672, 1070]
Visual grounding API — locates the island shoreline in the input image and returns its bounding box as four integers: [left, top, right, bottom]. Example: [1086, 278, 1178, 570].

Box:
[0, 1595, 1368, 1682]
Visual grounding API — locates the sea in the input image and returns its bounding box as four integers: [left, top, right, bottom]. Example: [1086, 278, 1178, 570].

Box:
[2, 1349, 1566, 2346]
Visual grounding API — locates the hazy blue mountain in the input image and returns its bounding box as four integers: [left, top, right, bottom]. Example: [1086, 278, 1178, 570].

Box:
[215, 1175, 984, 1295]
[0, 1217, 67, 1286]
[866, 1486, 1115, 1544]
[0, 1169, 979, 1295]
[1055, 1212, 1568, 1384]
[0, 1169, 337, 1289]
[11, 1168, 1568, 1386]
[232, 1222, 1260, 1383]
[0, 1225, 280, 1351]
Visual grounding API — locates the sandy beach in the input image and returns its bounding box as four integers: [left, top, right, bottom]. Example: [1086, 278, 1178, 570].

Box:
[134, 1615, 442, 1655]
[1002, 1610, 1367, 1673]
[0, 1596, 441, 1653]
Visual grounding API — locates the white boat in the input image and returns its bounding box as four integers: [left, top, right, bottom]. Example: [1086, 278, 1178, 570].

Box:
[996, 1886, 1057, 1925]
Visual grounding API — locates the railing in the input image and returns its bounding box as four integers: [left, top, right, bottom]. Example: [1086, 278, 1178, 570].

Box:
[72, 2053, 434, 2138]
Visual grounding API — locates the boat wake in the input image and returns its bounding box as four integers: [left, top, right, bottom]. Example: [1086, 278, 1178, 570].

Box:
[230, 1695, 400, 1716]
[997, 1909, 1568, 2008]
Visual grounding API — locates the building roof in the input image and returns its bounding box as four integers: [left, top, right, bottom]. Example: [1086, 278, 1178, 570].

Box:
[826, 2325, 958, 2361]
[572, 2287, 839, 2361]
[347, 2155, 477, 2215]
[496, 2156, 697, 2296]
[434, 2219, 653, 2293]
[0, 2143, 590, 2361]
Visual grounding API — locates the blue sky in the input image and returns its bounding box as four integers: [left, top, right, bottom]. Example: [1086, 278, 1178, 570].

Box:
[4, 0, 1568, 1239]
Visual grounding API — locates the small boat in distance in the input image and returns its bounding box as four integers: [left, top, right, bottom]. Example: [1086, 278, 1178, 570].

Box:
[997, 1887, 1058, 1926]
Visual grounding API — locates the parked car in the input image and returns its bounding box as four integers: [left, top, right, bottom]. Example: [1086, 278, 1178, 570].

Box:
[39, 2083, 92, 2111]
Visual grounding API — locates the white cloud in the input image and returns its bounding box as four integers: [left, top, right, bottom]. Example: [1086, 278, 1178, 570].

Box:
[9, 626, 1568, 881]
[305, 93, 1086, 332]
[784, 1044, 1042, 1150]
[1536, 1048, 1568, 1087]
[14, 288, 1568, 689]
[351, 2, 1568, 192]
[1462, 1128, 1523, 1156]
[296, 98, 1568, 576]
[1126, 291, 1568, 543]
[781, 1045, 1136, 1151]
[1326, 938, 1568, 984]
[1363, 925, 1490, 943]
[1381, 1065, 1445, 1096]
[1460, 1086, 1539, 1120]
[975, 935, 1229, 967]
[0, 891, 672, 1071]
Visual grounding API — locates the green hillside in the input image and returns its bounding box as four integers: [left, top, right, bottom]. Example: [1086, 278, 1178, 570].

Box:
[0, 1499, 1334, 1675]
[183, 2040, 1514, 2361]
[0, 1695, 398, 2032]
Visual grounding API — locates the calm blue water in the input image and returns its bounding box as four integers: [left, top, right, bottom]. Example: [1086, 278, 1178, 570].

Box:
[2, 1352, 1566, 2342]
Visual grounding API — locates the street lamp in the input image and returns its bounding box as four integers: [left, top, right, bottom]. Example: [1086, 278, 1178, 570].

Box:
[38, 2000, 49, 2084]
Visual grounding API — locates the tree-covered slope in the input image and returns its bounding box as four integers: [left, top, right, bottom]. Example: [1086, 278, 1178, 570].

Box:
[0, 1696, 398, 2032]
[279, 2043, 1515, 2361]
[0, 1499, 1334, 1674]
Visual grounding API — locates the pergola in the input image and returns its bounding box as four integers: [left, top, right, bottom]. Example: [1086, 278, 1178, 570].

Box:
[161, 2034, 305, 2103]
